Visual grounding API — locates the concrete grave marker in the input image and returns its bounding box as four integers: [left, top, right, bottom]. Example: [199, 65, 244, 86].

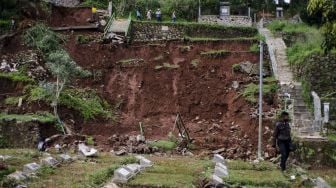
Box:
[213, 154, 225, 164]
[212, 174, 224, 184]
[136, 155, 153, 168]
[161, 26, 169, 31]
[7, 171, 27, 181]
[214, 165, 228, 177]
[316, 177, 331, 188]
[113, 167, 134, 183]
[41, 156, 59, 167]
[23, 162, 41, 174]
[215, 162, 227, 171]
[78, 143, 98, 157]
[125, 164, 141, 174]
[58, 154, 73, 163]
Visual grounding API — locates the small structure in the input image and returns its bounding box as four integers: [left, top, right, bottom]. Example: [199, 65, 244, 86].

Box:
[219, 2, 230, 17]
[198, 1, 252, 27]
[276, 7, 284, 18]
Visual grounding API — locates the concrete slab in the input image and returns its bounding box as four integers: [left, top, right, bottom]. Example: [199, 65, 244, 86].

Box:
[212, 174, 224, 184]
[41, 156, 59, 167]
[23, 162, 41, 174]
[58, 154, 73, 163]
[125, 164, 141, 174]
[7, 171, 27, 181]
[214, 165, 229, 177]
[113, 167, 134, 183]
[213, 154, 225, 164]
[78, 143, 98, 157]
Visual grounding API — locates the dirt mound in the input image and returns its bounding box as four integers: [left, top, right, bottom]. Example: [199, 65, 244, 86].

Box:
[64, 37, 277, 159]
[49, 7, 92, 27]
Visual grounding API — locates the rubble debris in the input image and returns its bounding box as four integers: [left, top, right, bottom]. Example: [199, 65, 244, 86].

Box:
[78, 143, 98, 157]
[7, 171, 27, 181]
[58, 154, 73, 163]
[41, 156, 59, 167]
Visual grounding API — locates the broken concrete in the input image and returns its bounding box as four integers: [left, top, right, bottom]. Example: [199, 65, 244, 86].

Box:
[212, 174, 224, 184]
[78, 143, 98, 157]
[136, 155, 153, 168]
[125, 164, 141, 174]
[214, 164, 228, 178]
[316, 177, 331, 188]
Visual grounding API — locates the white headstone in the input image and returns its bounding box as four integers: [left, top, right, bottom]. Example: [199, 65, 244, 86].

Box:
[113, 167, 134, 183]
[136, 155, 153, 168]
[78, 143, 98, 157]
[213, 154, 225, 164]
[212, 174, 224, 184]
[7, 171, 27, 181]
[214, 165, 229, 177]
[58, 154, 73, 163]
[323, 102, 330, 123]
[215, 162, 227, 171]
[125, 164, 141, 174]
[23, 162, 41, 174]
[41, 157, 59, 167]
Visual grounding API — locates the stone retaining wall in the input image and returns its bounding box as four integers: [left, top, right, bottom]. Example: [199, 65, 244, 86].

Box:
[198, 15, 252, 27]
[0, 120, 57, 148]
[131, 21, 258, 42]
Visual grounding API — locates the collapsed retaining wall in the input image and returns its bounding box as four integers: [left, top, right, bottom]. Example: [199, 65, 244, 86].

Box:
[0, 120, 58, 148]
[198, 15, 252, 27]
[131, 21, 258, 42]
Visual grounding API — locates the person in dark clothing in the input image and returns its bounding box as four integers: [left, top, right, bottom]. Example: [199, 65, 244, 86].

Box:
[272, 111, 291, 171]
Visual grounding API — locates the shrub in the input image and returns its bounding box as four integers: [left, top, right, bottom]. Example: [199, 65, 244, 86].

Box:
[232, 64, 241, 72]
[243, 82, 278, 103]
[149, 140, 177, 151]
[76, 35, 93, 44]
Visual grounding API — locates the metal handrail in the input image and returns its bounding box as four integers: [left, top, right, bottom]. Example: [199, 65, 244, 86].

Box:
[104, 12, 116, 37]
[124, 12, 132, 37]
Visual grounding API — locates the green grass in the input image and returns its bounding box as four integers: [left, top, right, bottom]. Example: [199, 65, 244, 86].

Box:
[0, 71, 34, 83]
[267, 21, 323, 74]
[155, 63, 180, 70]
[128, 156, 213, 188]
[149, 140, 177, 151]
[224, 160, 290, 187]
[26, 86, 114, 121]
[76, 35, 93, 44]
[4, 96, 25, 105]
[200, 49, 229, 58]
[0, 112, 56, 123]
[249, 43, 260, 53]
[309, 169, 336, 187]
[242, 81, 278, 103]
[191, 59, 200, 67]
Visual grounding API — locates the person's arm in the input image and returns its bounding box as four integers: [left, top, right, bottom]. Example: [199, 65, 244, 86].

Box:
[272, 123, 279, 147]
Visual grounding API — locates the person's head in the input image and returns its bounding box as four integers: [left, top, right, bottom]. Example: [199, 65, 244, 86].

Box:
[280, 111, 290, 122]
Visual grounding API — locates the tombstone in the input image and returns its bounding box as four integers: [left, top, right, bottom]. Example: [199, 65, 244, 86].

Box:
[214, 165, 229, 177]
[78, 143, 98, 157]
[58, 154, 73, 163]
[125, 164, 141, 174]
[113, 167, 134, 183]
[212, 154, 225, 164]
[215, 162, 227, 171]
[41, 157, 59, 167]
[219, 2, 230, 17]
[136, 155, 153, 168]
[276, 7, 284, 18]
[7, 171, 27, 181]
[323, 102, 330, 123]
[108, 1, 113, 16]
[312, 91, 322, 130]
[316, 177, 331, 188]
[23, 162, 41, 174]
[212, 174, 224, 184]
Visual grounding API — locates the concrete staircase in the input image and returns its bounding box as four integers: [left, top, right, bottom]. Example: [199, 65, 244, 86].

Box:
[259, 24, 325, 140]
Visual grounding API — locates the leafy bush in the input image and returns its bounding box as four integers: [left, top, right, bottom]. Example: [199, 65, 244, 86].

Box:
[0, 71, 34, 83]
[24, 24, 63, 55]
[243, 82, 278, 103]
[149, 140, 177, 151]
[81, 0, 109, 9]
[4, 96, 24, 105]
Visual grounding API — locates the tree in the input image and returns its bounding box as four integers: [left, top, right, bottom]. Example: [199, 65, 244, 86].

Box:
[46, 50, 91, 134]
[308, 0, 336, 52]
